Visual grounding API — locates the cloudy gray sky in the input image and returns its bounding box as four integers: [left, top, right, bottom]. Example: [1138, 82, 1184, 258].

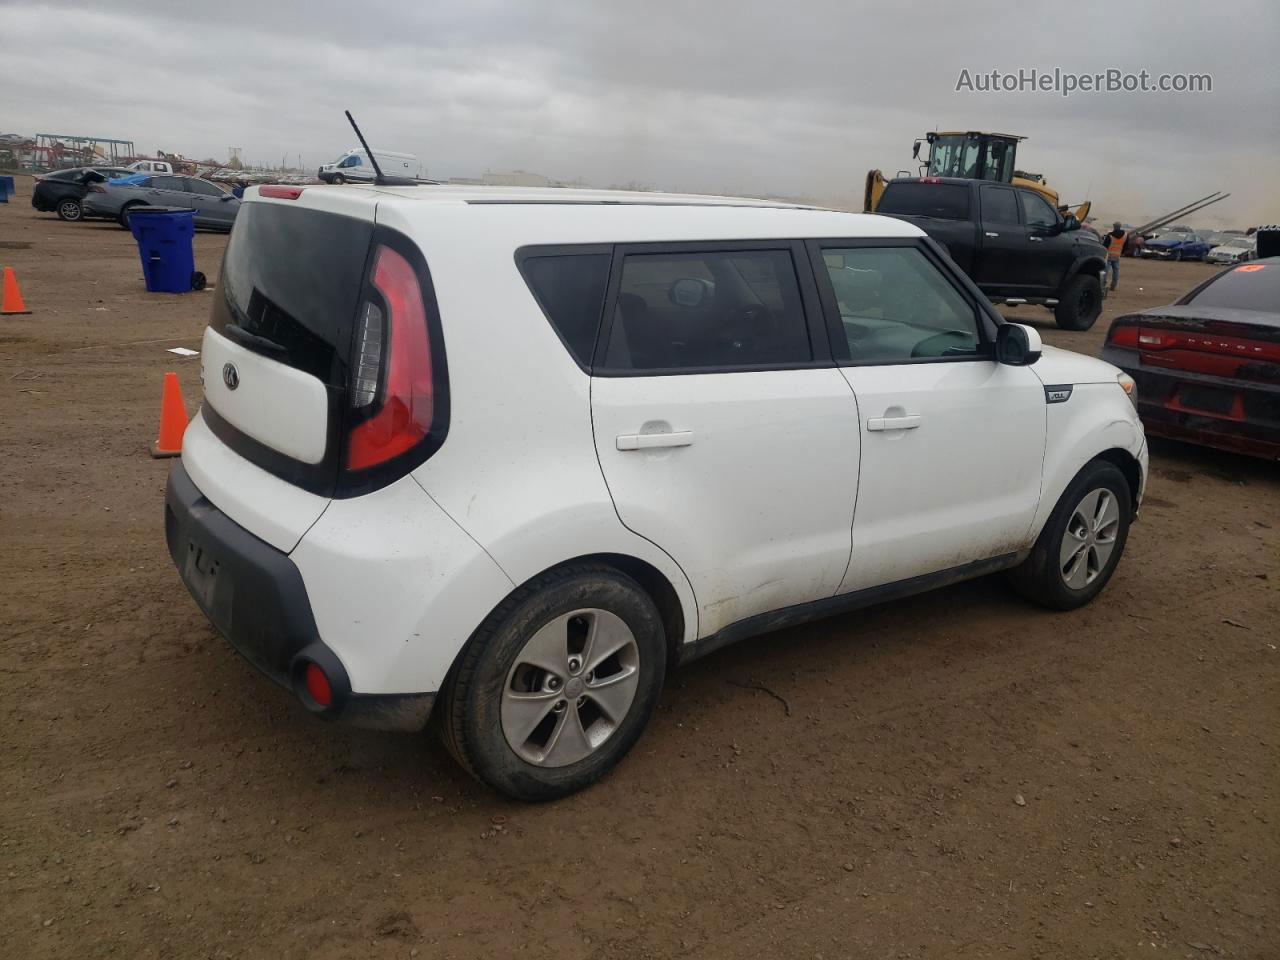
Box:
[3, 0, 1277, 225]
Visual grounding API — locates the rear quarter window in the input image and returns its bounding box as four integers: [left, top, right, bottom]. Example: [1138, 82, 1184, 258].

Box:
[877, 183, 971, 220]
[1184, 262, 1279, 311]
[518, 253, 611, 367]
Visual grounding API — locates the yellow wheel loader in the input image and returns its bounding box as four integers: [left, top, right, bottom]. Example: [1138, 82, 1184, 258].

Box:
[865, 131, 1090, 222]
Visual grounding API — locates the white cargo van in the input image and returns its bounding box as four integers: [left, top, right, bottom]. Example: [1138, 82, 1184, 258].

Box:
[318, 148, 422, 184]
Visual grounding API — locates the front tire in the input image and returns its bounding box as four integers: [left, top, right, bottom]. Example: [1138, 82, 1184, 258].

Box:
[1054, 273, 1102, 331]
[57, 198, 84, 222]
[330, 173, 345, 185]
[1007, 460, 1132, 610]
[437, 564, 667, 801]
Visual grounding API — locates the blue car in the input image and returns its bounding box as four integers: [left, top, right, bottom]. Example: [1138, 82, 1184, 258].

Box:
[1139, 229, 1211, 261]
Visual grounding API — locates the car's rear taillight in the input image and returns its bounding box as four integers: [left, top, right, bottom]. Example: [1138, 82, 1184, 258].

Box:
[88, 184, 106, 193]
[1108, 324, 1140, 348]
[344, 244, 441, 473]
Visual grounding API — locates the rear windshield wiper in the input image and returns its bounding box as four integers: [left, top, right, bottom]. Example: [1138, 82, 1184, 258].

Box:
[223, 322, 287, 357]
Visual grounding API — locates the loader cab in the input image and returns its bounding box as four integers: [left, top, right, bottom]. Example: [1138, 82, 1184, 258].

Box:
[920, 132, 1022, 184]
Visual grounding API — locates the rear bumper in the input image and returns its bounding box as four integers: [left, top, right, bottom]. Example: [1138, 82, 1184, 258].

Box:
[1102, 348, 1280, 459]
[164, 462, 435, 730]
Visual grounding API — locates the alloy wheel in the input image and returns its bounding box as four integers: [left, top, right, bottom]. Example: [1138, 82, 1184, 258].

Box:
[1060, 488, 1120, 589]
[501, 608, 640, 767]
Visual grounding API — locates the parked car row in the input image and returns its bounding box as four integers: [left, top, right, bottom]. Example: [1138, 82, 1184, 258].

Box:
[31, 165, 240, 231]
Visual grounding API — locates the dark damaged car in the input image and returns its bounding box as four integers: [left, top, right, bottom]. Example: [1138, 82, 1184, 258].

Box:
[1101, 228, 1280, 459]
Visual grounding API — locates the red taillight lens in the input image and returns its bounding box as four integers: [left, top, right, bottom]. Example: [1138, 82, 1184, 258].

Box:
[259, 185, 305, 200]
[304, 662, 332, 707]
[1108, 324, 1140, 348]
[345, 246, 434, 471]
[88, 184, 106, 193]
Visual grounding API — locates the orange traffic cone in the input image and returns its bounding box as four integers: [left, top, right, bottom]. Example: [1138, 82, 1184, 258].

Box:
[152, 372, 190, 458]
[1, 266, 31, 315]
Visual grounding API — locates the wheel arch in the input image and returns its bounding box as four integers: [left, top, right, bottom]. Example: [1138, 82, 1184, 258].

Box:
[513, 552, 688, 670]
[1093, 447, 1143, 512]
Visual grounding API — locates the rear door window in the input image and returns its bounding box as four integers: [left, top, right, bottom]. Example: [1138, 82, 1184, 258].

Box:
[980, 186, 1020, 224]
[519, 253, 611, 367]
[877, 183, 971, 219]
[602, 249, 812, 371]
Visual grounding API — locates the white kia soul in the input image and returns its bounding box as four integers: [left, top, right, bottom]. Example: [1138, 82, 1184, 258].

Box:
[165, 185, 1147, 800]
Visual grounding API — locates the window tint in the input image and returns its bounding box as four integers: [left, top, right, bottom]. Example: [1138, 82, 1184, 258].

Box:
[820, 246, 982, 363]
[46, 169, 80, 182]
[980, 186, 1020, 224]
[877, 182, 970, 220]
[1019, 191, 1058, 228]
[188, 179, 223, 197]
[1186, 263, 1279, 311]
[520, 253, 611, 366]
[151, 176, 186, 191]
[604, 249, 811, 371]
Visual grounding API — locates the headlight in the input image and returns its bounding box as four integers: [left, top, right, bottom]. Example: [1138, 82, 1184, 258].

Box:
[1117, 372, 1138, 410]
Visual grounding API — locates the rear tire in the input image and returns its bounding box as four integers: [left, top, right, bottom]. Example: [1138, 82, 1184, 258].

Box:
[1054, 273, 1102, 331]
[1007, 460, 1132, 610]
[118, 202, 142, 229]
[437, 564, 667, 801]
[57, 198, 84, 222]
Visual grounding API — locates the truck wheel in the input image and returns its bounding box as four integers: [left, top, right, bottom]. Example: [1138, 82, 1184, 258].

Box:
[1054, 273, 1102, 331]
[436, 563, 667, 801]
[330, 173, 345, 185]
[1006, 459, 1132, 611]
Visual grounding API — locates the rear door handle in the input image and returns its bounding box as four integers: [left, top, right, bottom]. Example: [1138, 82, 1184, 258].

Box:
[616, 431, 694, 451]
[867, 415, 922, 432]
[1029, 236, 1044, 242]
[984, 231, 1000, 238]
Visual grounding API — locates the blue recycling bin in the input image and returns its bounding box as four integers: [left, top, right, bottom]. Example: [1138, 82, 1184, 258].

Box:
[0, 176, 14, 203]
[128, 206, 196, 293]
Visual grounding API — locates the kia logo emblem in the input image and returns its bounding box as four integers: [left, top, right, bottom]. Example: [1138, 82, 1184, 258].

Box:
[222, 362, 240, 390]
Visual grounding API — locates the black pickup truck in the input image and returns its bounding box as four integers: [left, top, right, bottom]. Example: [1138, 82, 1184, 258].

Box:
[874, 176, 1109, 330]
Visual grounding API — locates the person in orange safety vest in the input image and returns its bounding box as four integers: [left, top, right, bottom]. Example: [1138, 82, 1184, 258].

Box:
[1103, 222, 1127, 291]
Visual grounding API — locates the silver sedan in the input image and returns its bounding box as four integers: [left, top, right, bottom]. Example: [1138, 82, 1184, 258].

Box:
[81, 174, 240, 231]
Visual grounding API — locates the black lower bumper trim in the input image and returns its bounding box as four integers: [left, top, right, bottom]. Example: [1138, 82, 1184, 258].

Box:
[164, 462, 434, 731]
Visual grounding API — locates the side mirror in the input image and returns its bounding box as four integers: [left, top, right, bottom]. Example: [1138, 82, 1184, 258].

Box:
[996, 323, 1042, 365]
[912, 140, 922, 159]
[1063, 215, 1080, 231]
[669, 277, 715, 308]
[219, 194, 234, 201]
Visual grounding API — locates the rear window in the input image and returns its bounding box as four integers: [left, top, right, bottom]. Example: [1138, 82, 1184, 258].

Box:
[211, 203, 374, 385]
[519, 253, 611, 366]
[1184, 263, 1280, 312]
[878, 182, 971, 220]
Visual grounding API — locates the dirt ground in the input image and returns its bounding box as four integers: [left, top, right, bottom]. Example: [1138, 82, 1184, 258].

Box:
[2, 174, 1277, 960]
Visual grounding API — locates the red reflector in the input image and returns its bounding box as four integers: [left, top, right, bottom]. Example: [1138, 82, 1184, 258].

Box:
[259, 185, 305, 200]
[346, 246, 434, 470]
[304, 662, 332, 707]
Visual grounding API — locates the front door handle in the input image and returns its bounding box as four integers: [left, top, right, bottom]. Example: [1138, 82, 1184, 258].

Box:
[867, 415, 922, 432]
[1029, 235, 1044, 242]
[616, 431, 694, 451]
[984, 231, 1000, 238]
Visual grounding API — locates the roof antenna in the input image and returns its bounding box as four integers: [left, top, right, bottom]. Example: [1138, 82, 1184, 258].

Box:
[345, 109, 415, 186]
